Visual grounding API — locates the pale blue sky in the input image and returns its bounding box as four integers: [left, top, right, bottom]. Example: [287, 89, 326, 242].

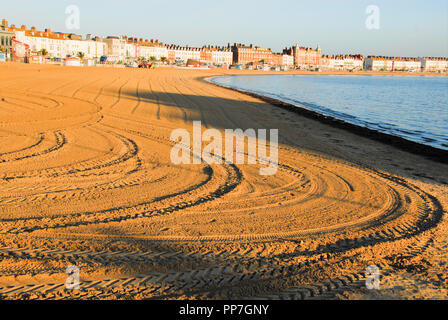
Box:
[2, 0, 447, 56]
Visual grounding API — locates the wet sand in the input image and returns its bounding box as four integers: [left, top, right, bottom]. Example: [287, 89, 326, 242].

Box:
[0, 63, 446, 300]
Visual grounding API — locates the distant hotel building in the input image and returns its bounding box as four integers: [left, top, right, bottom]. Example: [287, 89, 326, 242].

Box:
[200, 46, 233, 65]
[127, 37, 168, 61]
[104, 36, 168, 61]
[419, 57, 448, 73]
[102, 36, 128, 58]
[364, 56, 421, 72]
[272, 53, 294, 67]
[320, 54, 364, 71]
[166, 45, 201, 64]
[231, 43, 273, 65]
[283, 44, 322, 69]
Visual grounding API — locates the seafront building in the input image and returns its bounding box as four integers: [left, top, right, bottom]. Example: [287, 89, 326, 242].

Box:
[364, 56, 422, 72]
[364, 56, 393, 71]
[2, 19, 107, 60]
[103, 36, 169, 61]
[320, 54, 364, 71]
[200, 46, 233, 65]
[135, 39, 168, 61]
[283, 44, 322, 69]
[231, 43, 273, 65]
[392, 58, 421, 72]
[0, 20, 14, 59]
[102, 36, 128, 58]
[166, 45, 201, 64]
[419, 57, 448, 73]
[272, 53, 294, 67]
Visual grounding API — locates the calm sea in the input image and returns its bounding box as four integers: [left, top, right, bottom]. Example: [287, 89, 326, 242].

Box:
[210, 75, 448, 151]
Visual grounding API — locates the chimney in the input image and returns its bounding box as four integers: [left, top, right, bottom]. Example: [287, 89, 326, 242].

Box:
[45, 28, 51, 33]
[1, 19, 7, 27]
[31, 26, 36, 31]
[21, 25, 26, 30]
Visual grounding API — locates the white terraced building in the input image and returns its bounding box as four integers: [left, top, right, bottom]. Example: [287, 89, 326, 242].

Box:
[103, 37, 128, 58]
[15, 31, 106, 59]
[364, 56, 422, 72]
[12, 27, 106, 59]
[103, 36, 169, 61]
[211, 49, 233, 65]
[321, 55, 364, 71]
[419, 57, 448, 72]
[138, 45, 168, 60]
[392, 59, 421, 72]
[135, 43, 168, 60]
[167, 46, 201, 63]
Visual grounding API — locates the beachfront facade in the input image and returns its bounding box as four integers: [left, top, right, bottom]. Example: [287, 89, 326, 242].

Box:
[200, 46, 233, 65]
[283, 44, 322, 69]
[103, 36, 128, 58]
[231, 43, 273, 65]
[282, 54, 294, 67]
[364, 56, 392, 71]
[11, 38, 29, 62]
[392, 58, 421, 72]
[272, 53, 294, 67]
[364, 56, 422, 72]
[0, 30, 13, 58]
[419, 57, 448, 72]
[7, 22, 107, 60]
[320, 55, 364, 71]
[0, 20, 14, 58]
[126, 38, 168, 60]
[139, 43, 168, 60]
[166, 45, 201, 64]
[65, 34, 107, 59]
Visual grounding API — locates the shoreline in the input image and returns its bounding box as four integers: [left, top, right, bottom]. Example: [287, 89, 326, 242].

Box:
[204, 75, 448, 164]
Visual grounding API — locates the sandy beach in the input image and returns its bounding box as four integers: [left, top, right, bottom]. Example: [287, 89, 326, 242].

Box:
[0, 63, 447, 300]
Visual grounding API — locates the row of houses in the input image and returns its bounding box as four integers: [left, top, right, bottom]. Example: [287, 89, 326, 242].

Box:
[232, 44, 447, 73]
[364, 56, 448, 72]
[1, 19, 447, 71]
[1, 19, 107, 61]
[0, 19, 232, 65]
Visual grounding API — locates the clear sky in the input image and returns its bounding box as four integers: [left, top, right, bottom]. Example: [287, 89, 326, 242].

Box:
[2, 0, 447, 57]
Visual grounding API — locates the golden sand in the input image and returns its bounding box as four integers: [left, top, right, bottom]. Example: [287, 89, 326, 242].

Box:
[0, 63, 446, 299]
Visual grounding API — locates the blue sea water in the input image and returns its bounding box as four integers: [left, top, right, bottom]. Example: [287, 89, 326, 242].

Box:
[210, 75, 448, 150]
